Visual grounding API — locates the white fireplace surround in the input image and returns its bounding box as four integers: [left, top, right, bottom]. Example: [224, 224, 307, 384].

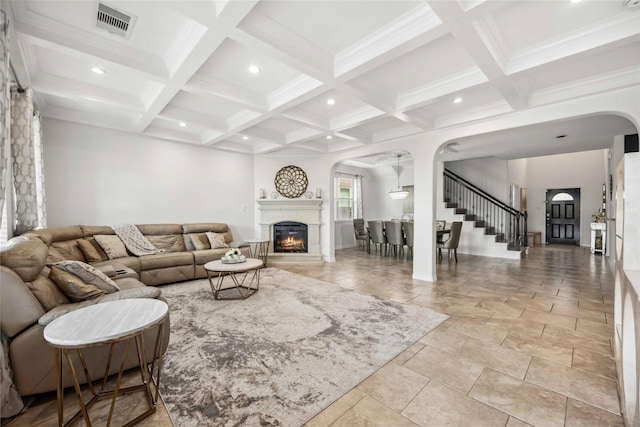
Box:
[257, 199, 323, 265]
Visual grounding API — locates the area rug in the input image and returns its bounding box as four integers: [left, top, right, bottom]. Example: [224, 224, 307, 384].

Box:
[158, 268, 448, 426]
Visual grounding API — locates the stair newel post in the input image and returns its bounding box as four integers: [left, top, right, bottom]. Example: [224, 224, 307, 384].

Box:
[523, 211, 528, 247]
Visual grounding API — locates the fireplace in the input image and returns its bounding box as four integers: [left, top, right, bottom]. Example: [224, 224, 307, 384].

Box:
[273, 221, 308, 253]
[257, 199, 322, 265]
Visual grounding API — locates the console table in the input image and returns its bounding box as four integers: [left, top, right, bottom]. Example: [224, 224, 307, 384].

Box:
[43, 299, 168, 426]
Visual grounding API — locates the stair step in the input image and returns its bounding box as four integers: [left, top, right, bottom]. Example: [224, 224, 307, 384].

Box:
[474, 220, 485, 228]
[446, 203, 458, 209]
[464, 214, 476, 221]
[455, 208, 467, 215]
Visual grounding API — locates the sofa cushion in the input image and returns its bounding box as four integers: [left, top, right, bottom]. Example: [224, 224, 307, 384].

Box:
[192, 248, 228, 265]
[183, 223, 233, 244]
[49, 267, 106, 302]
[145, 234, 186, 253]
[26, 270, 70, 311]
[94, 235, 128, 259]
[139, 252, 193, 270]
[0, 236, 49, 282]
[92, 256, 141, 273]
[206, 232, 229, 249]
[52, 261, 120, 293]
[50, 240, 85, 262]
[77, 239, 109, 263]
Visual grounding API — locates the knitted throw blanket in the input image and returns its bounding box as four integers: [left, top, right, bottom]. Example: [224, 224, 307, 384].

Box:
[112, 224, 168, 256]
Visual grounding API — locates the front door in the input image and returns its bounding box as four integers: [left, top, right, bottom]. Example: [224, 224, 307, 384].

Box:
[546, 188, 580, 245]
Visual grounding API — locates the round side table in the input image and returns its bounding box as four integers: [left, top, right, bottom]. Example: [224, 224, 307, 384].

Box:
[44, 299, 168, 426]
[245, 239, 270, 267]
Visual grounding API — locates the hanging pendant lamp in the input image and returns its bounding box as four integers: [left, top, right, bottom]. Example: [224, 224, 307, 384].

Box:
[389, 154, 409, 200]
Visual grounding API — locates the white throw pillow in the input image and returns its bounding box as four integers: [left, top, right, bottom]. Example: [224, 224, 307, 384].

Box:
[206, 232, 229, 249]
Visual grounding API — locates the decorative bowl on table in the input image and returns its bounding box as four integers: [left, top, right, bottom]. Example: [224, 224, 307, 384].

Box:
[221, 248, 246, 264]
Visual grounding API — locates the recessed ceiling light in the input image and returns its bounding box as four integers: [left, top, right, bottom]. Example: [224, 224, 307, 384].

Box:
[570, 0, 583, 3]
[242, 136, 249, 140]
[555, 134, 567, 139]
[326, 135, 333, 140]
[327, 98, 335, 105]
[453, 97, 463, 104]
[91, 67, 106, 75]
[248, 64, 261, 74]
[179, 122, 186, 127]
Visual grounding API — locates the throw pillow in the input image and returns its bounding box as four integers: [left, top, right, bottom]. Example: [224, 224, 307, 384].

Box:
[94, 235, 128, 259]
[53, 260, 120, 293]
[77, 239, 109, 263]
[206, 232, 229, 249]
[49, 266, 106, 302]
[190, 233, 211, 250]
[26, 271, 71, 311]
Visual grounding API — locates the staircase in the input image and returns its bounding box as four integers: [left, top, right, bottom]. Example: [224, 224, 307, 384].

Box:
[442, 168, 527, 259]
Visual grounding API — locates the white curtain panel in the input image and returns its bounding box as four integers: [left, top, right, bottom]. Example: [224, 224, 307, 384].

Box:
[10, 87, 44, 235]
[32, 112, 46, 229]
[355, 175, 363, 219]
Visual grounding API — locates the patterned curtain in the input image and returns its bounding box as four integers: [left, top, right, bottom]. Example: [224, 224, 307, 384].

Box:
[1, 12, 25, 420]
[0, 12, 9, 226]
[10, 87, 45, 235]
[354, 175, 363, 219]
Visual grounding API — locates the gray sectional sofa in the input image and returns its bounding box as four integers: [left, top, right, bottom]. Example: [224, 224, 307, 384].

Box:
[0, 222, 249, 396]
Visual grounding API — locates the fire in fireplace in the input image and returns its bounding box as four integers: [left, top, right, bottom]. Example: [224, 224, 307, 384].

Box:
[273, 221, 308, 253]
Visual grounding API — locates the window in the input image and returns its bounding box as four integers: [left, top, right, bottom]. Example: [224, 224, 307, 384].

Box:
[335, 176, 360, 220]
[551, 192, 574, 202]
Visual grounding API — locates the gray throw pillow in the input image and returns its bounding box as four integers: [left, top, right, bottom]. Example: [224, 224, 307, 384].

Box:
[53, 260, 120, 293]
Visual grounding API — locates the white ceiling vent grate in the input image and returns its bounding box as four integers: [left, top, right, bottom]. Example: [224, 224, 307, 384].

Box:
[96, 3, 134, 38]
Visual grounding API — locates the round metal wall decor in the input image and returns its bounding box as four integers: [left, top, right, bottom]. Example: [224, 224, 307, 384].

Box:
[274, 165, 308, 198]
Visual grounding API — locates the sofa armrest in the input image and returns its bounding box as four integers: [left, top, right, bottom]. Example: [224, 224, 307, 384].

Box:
[38, 287, 162, 326]
[1, 267, 45, 338]
[95, 264, 116, 277]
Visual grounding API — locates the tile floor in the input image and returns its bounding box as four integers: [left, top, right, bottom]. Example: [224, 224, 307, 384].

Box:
[6, 245, 622, 426]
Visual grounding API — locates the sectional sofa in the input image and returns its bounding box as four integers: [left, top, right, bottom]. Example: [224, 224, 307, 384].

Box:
[0, 222, 249, 397]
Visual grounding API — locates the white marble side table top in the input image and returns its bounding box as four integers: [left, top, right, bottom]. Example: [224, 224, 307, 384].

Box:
[43, 299, 168, 427]
[44, 299, 168, 347]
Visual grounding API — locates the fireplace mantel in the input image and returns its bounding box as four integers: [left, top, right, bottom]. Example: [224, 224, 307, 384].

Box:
[257, 198, 323, 265]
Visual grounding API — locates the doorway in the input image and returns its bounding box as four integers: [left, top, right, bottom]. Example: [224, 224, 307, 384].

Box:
[546, 188, 580, 245]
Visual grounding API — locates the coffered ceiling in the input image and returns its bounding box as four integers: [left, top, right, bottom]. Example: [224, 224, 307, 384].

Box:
[6, 0, 640, 158]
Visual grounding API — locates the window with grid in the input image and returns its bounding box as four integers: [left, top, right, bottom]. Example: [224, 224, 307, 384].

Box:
[335, 176, 357, 220]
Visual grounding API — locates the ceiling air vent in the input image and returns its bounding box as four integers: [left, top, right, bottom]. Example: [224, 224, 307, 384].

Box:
[623, 0, 640, 7]
[96, 3, 134, 38]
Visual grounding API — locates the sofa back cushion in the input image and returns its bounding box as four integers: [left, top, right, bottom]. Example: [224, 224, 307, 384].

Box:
[137, 224, 186, 252]
[0, 236, 49, 282]
[77, 239, 109, 263]
[24, 226, 86, 262]
[182, 223, 233, 249]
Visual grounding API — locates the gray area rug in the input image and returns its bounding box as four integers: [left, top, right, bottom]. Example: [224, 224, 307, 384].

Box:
[159, 268, 448, 426]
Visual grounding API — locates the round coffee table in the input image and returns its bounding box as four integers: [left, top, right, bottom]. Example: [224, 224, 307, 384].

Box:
[204, 258, 263, 300]
[44, 299, 168, 426]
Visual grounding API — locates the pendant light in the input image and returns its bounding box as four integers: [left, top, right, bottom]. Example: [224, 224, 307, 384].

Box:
[389, 154, 409, 200]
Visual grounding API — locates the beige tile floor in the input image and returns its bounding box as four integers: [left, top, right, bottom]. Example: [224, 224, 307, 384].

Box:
[6, 244, 622, 426]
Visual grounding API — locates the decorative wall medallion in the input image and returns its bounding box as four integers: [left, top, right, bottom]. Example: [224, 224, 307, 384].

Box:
[274, 165, 308, 198]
